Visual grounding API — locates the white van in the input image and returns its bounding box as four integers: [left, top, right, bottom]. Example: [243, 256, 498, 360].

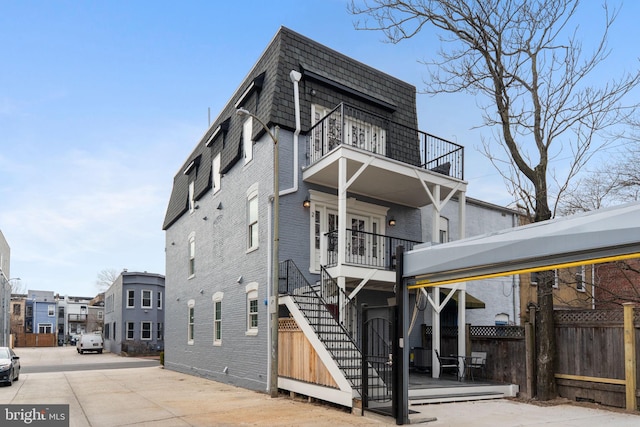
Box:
[76, 333, 104, 354]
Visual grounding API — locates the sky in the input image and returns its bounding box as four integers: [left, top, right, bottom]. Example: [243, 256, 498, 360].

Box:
[1, 0, 639, 297]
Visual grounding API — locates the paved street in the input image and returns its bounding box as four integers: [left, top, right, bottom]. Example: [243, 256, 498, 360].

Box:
[1, 346, 640, 426]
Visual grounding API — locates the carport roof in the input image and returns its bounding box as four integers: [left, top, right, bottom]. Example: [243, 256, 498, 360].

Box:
[404, 201, 640, 288]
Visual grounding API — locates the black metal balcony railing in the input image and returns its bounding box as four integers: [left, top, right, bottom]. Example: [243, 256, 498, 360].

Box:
[325, 229, 421, 270]
[68, 314, 87, 322]
[307, 103, 464, 180]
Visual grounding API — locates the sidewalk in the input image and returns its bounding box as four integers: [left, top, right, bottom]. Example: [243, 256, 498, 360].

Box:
[3, 347, 640, 426]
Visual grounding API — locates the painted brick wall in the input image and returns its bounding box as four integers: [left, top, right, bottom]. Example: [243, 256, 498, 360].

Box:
[164, 125, 277, 392]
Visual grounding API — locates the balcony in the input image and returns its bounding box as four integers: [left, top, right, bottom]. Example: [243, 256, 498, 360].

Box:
[325, 229, 421, 270]
[68, 314, 87, 322]
[307, 103, 464, 180]
[304, 103, 466, 208]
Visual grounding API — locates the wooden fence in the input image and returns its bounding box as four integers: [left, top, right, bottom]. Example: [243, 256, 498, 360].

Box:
[13, 333, 57, 347]
[278, 318, 339, 389]
[554, 305, 639, 409]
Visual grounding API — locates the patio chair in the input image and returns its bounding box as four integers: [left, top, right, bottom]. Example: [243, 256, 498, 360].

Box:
[466, 351, 487, 381]
[434, 349, 459, 379]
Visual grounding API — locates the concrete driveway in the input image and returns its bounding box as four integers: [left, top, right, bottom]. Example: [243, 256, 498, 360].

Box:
[1, 346, 639, 426]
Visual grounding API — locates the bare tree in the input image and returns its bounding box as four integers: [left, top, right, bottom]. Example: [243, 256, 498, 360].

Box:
[560, 140, 639, 214]
[351, 0, 640, 400]
[96, 268, 120, 292]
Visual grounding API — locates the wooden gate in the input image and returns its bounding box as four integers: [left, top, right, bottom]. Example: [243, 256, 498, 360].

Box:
[14, 333, 57, 347]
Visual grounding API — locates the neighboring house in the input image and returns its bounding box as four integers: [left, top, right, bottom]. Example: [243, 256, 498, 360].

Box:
[593, 259, 640, 309]
[56, 295, 102, 343]
[104, 271, 165, 355]
[518, 214, 595, 321]
[420, 197, 521, 330]
[0, 230, 11, 346]
[163, 27, 470, 407]
[26, 290, 57, 335]
[10, 295, 25, 338]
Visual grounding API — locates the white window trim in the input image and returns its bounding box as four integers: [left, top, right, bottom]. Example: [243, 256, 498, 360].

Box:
[188, 181, 196, 213]
[126, 322, 135, 340]
[187, 299, 195, 345]
[576, 265, 586, 292]
[140, 321, 152, 341]
[212, 292, 223, 346]
[243, 116, 253, 165]
[247, 185, 259, 252]
[141, 289, 152, 309]
[48, 305, 55, 317]
[188, 232, 196, 278]
[213, 153, 221, 194]
[308, 190, 388, 273]
[38, 323, 53, 334]
[126, 289, 135, 308]
[245, 283, 259, 336]
[157, 291, 163, 310]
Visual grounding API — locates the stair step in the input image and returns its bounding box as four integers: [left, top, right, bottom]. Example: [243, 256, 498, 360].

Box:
[409, 392, 504, 405]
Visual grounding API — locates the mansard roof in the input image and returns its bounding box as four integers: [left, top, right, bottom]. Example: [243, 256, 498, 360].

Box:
[163, 26, 418, 230]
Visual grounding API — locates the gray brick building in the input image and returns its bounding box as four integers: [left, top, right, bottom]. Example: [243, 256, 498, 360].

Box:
[104, 271, 165, 355]
[162, 27, 487, 408]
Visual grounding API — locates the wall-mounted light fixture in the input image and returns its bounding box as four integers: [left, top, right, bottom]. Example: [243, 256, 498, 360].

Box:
[217, 202, 223, 210]
[199, 289, 204, 294]
[302, 198, 311, 208]
[202, 216, 208, 221]
[388, 217, 396, 227]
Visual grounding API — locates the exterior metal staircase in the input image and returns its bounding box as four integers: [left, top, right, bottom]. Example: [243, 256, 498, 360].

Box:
[279, 260, 387, 398]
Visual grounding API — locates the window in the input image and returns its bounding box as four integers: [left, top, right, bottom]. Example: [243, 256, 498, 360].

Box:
[127, 289, 135, 308]
[48, 305, 55, 316]
[12, 304, 20, 315]
[187, 300, 195, 345]
[245, 283, 258, 336]
[576, 266, 586, 292]
[530, 271, 558, 288]
[141, 290, 152, 309]
[157, 291, 163, 310]
[188, 181, 195, 213]
[439, 217, 449, 243]
[212, 153, 221, 194]
[247, 189, 259, 250]
[213, 292, 223, 346]
[97, 311, 103, 320]
[243, 116, 253, 164]
[157, 323, 163, 341]
[126, 322, 134, 340]
[113, 322, 116, 340]
[104, 323, 110, 340]
[38, 323, 52, 334]
[141, 322, 152, 340]
[188, 232, 196, 277]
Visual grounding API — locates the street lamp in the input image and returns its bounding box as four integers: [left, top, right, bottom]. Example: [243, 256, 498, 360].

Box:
[236, 107, 280, 398]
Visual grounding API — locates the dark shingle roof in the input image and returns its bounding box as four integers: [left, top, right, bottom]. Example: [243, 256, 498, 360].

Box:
[163, 27, 418, 230]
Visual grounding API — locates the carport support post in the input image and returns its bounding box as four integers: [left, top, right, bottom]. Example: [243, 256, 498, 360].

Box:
[623, 303, 637, 411]
[394, 245, 409, 425]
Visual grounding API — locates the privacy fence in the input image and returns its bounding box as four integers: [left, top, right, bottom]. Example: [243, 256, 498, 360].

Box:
[423, 304, 640, 410]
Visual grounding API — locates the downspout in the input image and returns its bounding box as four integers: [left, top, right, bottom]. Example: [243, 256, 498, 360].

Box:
[266, 200, 273, 392]
[280, 70, 301, 196]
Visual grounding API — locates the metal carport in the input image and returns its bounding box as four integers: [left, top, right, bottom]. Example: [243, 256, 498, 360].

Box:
[393, 201, 640, 424]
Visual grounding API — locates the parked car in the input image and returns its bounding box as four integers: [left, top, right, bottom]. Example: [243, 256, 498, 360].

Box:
[0, 347, 20, 386]
[77, 333, 104, 354]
